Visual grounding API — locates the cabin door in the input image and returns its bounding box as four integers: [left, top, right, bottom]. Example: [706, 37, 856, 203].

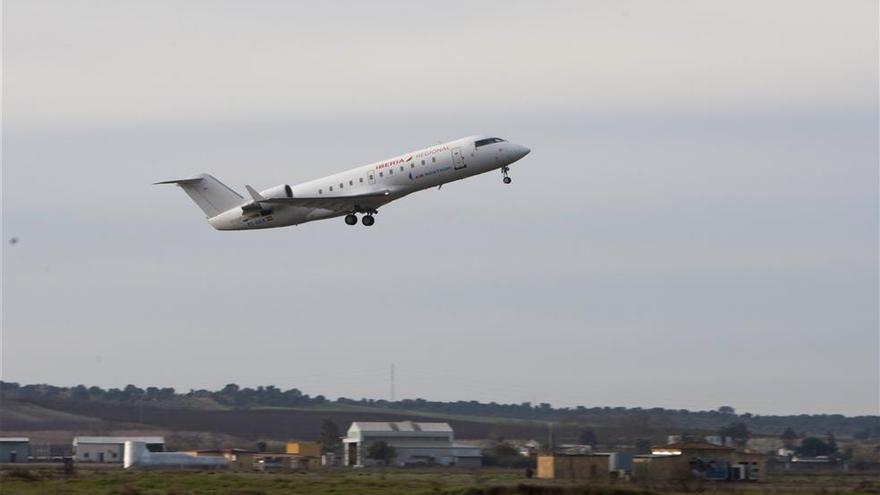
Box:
[452, 147, 467, 170]
[347, 443, 358, 466]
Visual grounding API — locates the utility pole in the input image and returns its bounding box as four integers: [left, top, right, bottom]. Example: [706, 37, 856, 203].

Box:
[390, 363, 395, 402]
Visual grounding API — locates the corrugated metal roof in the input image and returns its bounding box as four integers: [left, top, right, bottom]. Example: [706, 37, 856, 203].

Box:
[73, 436, 165, 445]
[0, 437, 29, 443]
[350, 421, 452, 433]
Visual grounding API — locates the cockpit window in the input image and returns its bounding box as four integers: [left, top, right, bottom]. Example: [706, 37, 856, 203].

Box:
[475, 137, 505, 148]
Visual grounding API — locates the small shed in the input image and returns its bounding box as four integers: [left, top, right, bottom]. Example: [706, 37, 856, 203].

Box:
[0, 437, 30, 463]
[537, 454, 612, 480]
[286, 442, 321, 457]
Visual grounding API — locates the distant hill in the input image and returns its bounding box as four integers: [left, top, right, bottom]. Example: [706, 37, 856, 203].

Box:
[1, 381, 877, 449]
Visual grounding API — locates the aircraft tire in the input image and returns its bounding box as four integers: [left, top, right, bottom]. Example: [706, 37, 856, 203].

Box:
[345, 214, 358, 225]
[362, 215, 375, 226]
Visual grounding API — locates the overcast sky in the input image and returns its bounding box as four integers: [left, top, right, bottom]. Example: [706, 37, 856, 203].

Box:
[2, 1, 877, 416]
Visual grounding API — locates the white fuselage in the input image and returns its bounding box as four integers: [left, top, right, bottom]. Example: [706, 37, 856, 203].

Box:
[207, 135, 530, 230]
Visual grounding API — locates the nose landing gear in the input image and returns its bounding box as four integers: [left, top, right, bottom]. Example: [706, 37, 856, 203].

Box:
[501, 166, 512, 184]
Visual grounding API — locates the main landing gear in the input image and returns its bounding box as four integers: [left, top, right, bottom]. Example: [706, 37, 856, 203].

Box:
[501, 166, 512, 184]
[344, 211, 377, 226]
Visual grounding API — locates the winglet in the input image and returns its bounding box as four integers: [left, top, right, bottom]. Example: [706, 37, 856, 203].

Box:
[245, 185, 265, 202]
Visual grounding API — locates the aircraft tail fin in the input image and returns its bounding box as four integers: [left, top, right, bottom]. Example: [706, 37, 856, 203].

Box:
[154, 173, 244, 218]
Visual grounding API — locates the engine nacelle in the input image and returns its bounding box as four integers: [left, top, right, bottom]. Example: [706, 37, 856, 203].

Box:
[259, 184, 293, 199]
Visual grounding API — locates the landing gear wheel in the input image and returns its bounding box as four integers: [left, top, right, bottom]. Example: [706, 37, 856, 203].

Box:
[362, 215, 375, 226]
[501, 165, 511, 184]
[344, 214, 358, 225]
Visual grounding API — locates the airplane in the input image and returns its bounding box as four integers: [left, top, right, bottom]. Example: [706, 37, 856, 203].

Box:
[155, 135, 530, 230]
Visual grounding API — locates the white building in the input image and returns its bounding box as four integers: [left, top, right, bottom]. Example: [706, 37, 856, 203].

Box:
[73, 436, 165, 463]
[343, 421, 481, 468]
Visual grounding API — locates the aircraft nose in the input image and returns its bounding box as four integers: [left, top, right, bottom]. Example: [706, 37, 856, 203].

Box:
[513, 144, 530, 161]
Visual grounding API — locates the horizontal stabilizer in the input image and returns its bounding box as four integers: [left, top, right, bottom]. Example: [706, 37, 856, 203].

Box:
[153, 177, 204, 185]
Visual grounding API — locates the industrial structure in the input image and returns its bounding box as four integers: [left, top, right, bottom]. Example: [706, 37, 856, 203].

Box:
[73, 436, 165, 463]
[0, 437, 29, 463]
[188, 448, 322, 471]
[124, 441, 226, 470]
[633, 442, 767, 481]
[342, 421, 481, 467]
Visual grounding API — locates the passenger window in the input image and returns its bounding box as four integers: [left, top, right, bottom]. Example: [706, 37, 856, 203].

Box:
[329, 186, 333, 191]
[319, 189, 323, 194]
[389, 169, 393, 175]
[349, 180, 353, 186]
[421, 160, 425, 165]
[411, 164, 415, 169]
[339, 183, 343, 188]
[399, 166, 404, 171]
[359, 177, 364, 183]
[432, 157, 436, 162]
[379, 172, 383, 177]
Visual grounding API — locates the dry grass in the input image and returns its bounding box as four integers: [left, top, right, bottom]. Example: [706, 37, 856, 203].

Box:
[0, 467, 877, 495]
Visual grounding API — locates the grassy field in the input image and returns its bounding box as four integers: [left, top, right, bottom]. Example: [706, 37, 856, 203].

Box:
[1, 467, 878, 495]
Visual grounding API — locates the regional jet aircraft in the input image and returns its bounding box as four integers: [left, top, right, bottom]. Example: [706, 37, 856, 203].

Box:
[156, 135, 530, 229]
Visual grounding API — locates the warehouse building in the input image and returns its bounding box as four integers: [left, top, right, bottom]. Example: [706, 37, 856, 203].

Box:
[0, 437, 30, 463]
[73, 436, 165, 463]
[343, 421, 481, 467]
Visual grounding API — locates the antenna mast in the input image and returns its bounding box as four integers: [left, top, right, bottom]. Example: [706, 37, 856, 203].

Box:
[390, 363, 396, 402]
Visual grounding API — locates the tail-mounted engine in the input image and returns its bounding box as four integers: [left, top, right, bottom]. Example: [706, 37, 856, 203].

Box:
[242, 184, 292, 214]
[259, 184, 293, 199]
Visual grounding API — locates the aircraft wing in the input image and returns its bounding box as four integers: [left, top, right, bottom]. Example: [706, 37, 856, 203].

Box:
[256, 190, 392, 212]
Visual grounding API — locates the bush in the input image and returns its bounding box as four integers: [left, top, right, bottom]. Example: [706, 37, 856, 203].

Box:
[3, 468, 40, 482]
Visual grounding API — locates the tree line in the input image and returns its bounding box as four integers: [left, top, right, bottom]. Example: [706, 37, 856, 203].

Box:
[2, 381, 877, 438]
[0, 381, 326, 408]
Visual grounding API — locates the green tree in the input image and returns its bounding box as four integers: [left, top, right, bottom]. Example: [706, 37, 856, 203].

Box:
[797, 437, 837, 457]
[122, 384, 144, 401]
[718, 405, 736, 415]
[577, 429, 597, 446]
[71, 385, 89, 400]
[491, 442, 520, 458]
[720, 422, 750, 447]
[319, 419, 341, 454]
[481, 442, 533, 468]
[366, 441, 396, 465]
[780, 427, 798, 448]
